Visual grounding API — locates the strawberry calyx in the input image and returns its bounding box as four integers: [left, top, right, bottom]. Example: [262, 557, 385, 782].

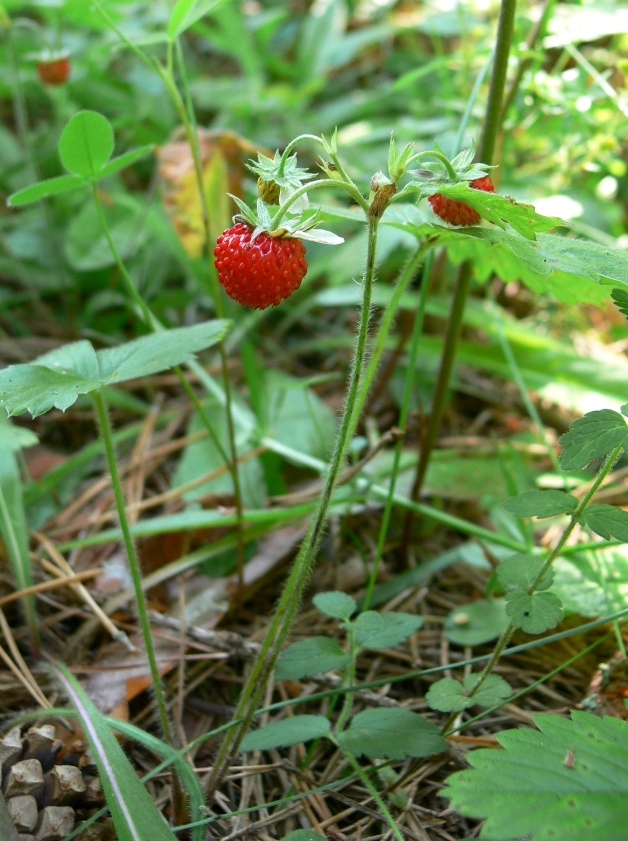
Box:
[247, 151, 314, 210]
[229, 196, 344, 246]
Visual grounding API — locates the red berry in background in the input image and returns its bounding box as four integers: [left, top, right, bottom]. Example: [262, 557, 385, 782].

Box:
[428, 176, 495, 226]
[214, 222, 308, 309]
[37, 57, 71, 86]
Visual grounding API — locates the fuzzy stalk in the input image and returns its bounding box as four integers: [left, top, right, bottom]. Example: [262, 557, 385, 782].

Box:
[205, 216, 380, 800]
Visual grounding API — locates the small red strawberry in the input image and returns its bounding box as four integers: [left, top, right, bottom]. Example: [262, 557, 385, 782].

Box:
[37, 56, 71, 86]
[214, 222, 308, 309]
[428, 176, 495, 226]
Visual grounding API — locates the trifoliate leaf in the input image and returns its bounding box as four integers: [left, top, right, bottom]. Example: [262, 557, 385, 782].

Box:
[313, 591, 357, 620]
[443, 711, 628, 841]
[0, 322, 230, 417]
[497, 553, 554, 592]
[336, 708, 447, 759]
[502, 489, 577, 519]
[559, 410, 628, 470]
[581, 505, 628, 542]
[444, 599, 509, 646]
[240, 715, 331, 752]
[463, 673, 512, 709]
[505, 589, 563, 634]
[352, 611, 423, 650]
[275, 637, 350, 681]
[427, 678, 475, 712]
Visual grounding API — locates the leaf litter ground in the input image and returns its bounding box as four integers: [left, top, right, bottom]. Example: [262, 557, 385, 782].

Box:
[1, 297, 627, 841]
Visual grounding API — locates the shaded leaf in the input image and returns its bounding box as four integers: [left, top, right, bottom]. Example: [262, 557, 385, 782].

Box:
[352, 611, 423, 650]
[444, 599, 509, 646]
[336, 708, 448, 759]
[553, 546, 628, 617]
[275, 637, 351, 681]
[59, 111, 114, 179]
[427, 678, 474, 713]
[505, 589, 563, 634]
[503, 489, 577, 519]
[443, 711, 628, 841]
[497, 553, 554, 592]
[612, 287, 628, 320]
[464, 674, 512, 709]
[53, 663, 178, 841]
[559, 410, 628, 470]
[313, 591, 357, 620]
[582, 505, 628, 542]
[240, 715, 331, 752]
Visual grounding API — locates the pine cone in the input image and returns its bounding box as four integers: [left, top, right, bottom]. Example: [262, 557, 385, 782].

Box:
[0, 723, 114, 841]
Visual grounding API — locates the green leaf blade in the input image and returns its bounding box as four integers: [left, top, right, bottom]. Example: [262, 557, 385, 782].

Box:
[53, 664, 179, 841]
[503, 489, 578, 519]
[98, 145, 155, 180]
[559, 410, 628, 470]
[443, 711, 628, 841]
[7, 173, 84, 207]
[275, 637, 351, 680]
[336, 708, 448, 759]
[505, 589, 563, 634]
[582, 505, 628, 542]
[313, 591, 357, 620]
[240, 715, 331, 752]
[352, 611, 423, 650]
[59, 111, 115, 179]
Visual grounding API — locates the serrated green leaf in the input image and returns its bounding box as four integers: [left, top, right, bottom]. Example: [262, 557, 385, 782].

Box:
[559, 410, 628, 470]
[443, 711, 628, 841]
[275, 637, 351, 680]
[503, 489, 577, 519]
[352, 611, 423, 650]
[427, 184, 561, 240]
[581, 505, 628, 542]
[444, 599, 509, 646]
[497, 553, 554, 592]
[53, 663, 179, 841]
[505, 589, 563, 634]
[240, 715, 331, 752]
[313, 591, 357, 620]
[97, 322, 229, 384]
[463, 674, 512, 709]
[98, 145, 155, 180]
[426, 678, 474, 712]
[0, 323, 230, 417]
[7, 173, 84, 206]
[336, 708, 448, 759]
[59, 111, 114, 179]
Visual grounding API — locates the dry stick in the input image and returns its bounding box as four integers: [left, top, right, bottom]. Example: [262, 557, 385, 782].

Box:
[204, 214, 381, 802]
[402, 0, 518, 555]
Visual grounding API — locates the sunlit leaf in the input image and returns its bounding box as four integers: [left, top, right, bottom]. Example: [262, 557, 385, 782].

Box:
[560, 410, 628, 470]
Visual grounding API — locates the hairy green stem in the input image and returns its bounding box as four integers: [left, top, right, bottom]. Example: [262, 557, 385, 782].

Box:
[93, 389, 173, 744]
[443, 442, 625, 731]
[205, 217, 380, 800]
[404, 0, 517, 541]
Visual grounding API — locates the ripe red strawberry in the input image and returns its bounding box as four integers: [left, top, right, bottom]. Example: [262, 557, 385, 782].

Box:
[214, 222, 307, 309]
[428, 176, 494, 226]
[37, 57, 71, 86]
